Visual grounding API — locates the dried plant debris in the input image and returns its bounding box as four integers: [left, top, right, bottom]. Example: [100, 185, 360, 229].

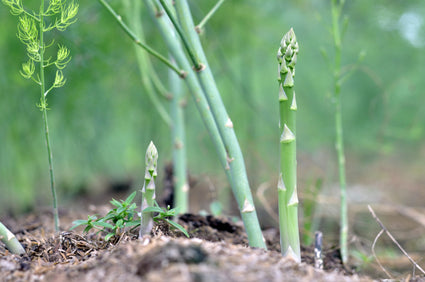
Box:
[0, 210, 380, 282]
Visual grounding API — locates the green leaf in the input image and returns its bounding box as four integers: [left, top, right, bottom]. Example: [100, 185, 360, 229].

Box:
[70, 219, 89, 228]
[105, 233, 115, 241]
[83, 225, 94, 233]
[93, 221, 114, 229]
[126, 220, 140, 227]
[163, 218, 189, 238]
[116, 219, 124, 228]
[116, 206, 126, 215]
[110, 198, 122, 207]
[124, 191, 137, 204]
[143, 206, 163, 213]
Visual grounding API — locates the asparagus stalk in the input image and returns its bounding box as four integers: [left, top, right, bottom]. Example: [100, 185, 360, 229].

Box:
[195, 0, 226, 34]
[2, 0, 79, 231]
[277, 28, 301, 262]
[331, 0, 348, 265]
[169, 60, 189, 214]
[97, 0, 185, 78]
[139, 141, 158, 238]
[0, 222, 25, 255]
[158, 0, 266, 249]
[142, 1, 232, 217]
[123, 0, 171, 126]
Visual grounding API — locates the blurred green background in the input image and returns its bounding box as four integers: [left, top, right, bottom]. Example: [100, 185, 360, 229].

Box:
[1, 0, 424, 213]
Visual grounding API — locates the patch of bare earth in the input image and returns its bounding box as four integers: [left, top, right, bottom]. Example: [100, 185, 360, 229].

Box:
[0, 208, 373, 282]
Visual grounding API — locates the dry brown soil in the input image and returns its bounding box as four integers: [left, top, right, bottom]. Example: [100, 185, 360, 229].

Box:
[0, 206, 374, 282]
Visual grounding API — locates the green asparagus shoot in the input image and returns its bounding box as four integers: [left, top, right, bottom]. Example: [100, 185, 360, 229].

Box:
[2, 0, 79, 232]
[0, 222, 26, 255]
[139, 141, 158, 238]
[277, 28, 301, 262]
[330, 0, 349, 264]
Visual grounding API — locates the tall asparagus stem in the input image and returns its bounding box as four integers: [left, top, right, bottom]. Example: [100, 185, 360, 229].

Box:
[331, 0, 348, 264]
[0, 221, 25, 255]
[143, 0, 231, 212]
[122, 0, 171, 126]
[139, 141, 158, 238]
[102, 0, 227, 216]
[158, 0, 266, 249]
[277, 28, 301, 262]
[169, 61, 189, 213]
[2, 0, 78, 231]
[38, 0, 59, 232]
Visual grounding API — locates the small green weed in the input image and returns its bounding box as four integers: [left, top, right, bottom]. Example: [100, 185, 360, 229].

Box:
[71, 191, 189, 241]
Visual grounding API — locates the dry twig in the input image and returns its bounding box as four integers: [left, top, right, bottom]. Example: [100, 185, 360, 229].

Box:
[368, 205, 425, 278]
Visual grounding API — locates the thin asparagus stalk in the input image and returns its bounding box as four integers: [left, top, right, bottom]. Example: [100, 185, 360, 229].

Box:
[158, 0, 266, 249]
[145, 0, 236, 215]
[2, 0, 79, 232]
[169, 59, 189, 214]
[195, 0, 226, 34]
[122, 0, 171, 126]
[0, 222, 25, 255]
[143, 0, 231, 206]
[122, 0, 189, 213]
[331, 0, 348, 265]
[97, 0, 185, 78]
[277, 28, 301, 262]
[139, 141, 158, 238]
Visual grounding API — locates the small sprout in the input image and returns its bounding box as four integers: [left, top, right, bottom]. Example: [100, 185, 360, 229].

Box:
[71, 191, 140, 241]
[140, 141, 159, 237]
[71, 192, 189, 240]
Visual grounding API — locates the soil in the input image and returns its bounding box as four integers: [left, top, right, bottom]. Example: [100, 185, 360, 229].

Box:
[2, 157, 425, 282]
[1, 207, 370, 282]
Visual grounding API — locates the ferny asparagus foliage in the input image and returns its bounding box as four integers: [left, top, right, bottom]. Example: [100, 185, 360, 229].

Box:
[2, 0, 78, 232]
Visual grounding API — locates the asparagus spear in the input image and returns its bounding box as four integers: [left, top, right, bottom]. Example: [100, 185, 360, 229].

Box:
[139, 141, 158, 238]
[0, 222, 25, 255]
[277, 28, 301, 262]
